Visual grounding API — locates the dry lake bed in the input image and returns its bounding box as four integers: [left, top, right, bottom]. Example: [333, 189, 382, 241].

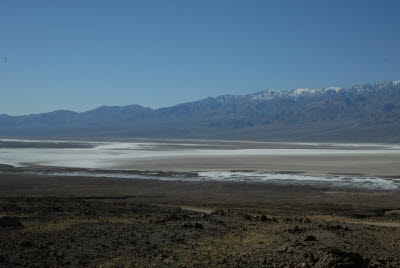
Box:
[1, 138, 400, 267]
[0, 138, 400, 190]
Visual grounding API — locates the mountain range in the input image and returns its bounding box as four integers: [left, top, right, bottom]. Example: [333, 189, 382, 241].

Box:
[1, 80, 400, 142]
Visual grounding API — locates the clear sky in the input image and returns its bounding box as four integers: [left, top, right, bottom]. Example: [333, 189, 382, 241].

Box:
[1, 0, 399, 115]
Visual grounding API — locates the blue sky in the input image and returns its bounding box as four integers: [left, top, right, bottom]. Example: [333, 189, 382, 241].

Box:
[1, 0, 399, 115]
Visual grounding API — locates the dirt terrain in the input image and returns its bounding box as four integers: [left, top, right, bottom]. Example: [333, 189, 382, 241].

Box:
[0, 172, 400, 267]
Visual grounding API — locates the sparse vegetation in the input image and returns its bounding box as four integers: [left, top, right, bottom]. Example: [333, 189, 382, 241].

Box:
[1, 195, 400, 267]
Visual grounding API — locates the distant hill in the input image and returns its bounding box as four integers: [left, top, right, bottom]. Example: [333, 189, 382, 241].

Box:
[1, 80, 400, 142]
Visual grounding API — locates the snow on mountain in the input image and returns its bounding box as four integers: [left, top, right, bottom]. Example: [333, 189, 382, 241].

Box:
[248, 87, 341, 101]
[0, 80, 399, 141]
[250, 89, 284, 101]
[220, 81, 398, 103]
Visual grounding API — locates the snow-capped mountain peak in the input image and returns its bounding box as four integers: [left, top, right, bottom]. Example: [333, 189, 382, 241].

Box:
[249, 86, 344, 101]
[214, 81, 398, 104]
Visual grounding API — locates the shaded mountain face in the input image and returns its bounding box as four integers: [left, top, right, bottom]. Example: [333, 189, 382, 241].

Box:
[1, 81, 400, 141]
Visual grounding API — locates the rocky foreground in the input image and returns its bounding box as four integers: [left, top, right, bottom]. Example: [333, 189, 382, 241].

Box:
[1, 197, 400, 268]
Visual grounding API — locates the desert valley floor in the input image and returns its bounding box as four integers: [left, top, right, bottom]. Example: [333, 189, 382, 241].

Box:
[0, 138, 399, 267]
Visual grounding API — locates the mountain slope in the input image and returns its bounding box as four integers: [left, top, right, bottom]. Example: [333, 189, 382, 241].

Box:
[1, 80, 400, 141]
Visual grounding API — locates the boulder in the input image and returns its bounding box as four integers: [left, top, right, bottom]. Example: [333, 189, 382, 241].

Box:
[0, 216, 24, 228]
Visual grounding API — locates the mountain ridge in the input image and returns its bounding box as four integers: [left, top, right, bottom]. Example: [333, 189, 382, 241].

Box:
[3, 80, 399, 117]
[1, 80, 400, 142]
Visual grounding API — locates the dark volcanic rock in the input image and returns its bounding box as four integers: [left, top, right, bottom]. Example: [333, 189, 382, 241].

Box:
[0, 216, 24, 228]
[0, 197, 397, 267]
[19, 241, 33, 248]
[315, 248, 369, 268]
[304, 235, 317, 242]
[182, 222, 204, 229]
[243, 214, 252, 220]
[324, 224, 350, 232]
[288, 225, 303, 234]
[259, 215, 278, 223]
[194, 223, 204, 229]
